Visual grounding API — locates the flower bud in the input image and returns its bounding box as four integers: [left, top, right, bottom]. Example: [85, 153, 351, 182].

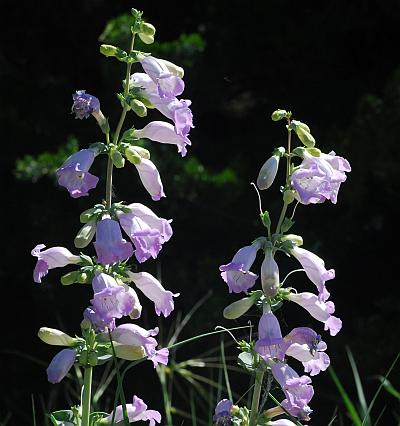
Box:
[306, 147, 321, 157]
[80, 318, 92, 331]
[139, 22, 155, 44]
[88, 351, 98, 367]
[38, 327, 76, 346]
[130, 99, 147, 117]
[77, 272, 89, 284]
[125, 145, 150, 164]
[111, 343, 146, 361]
[110, 147, 125, 168]
[223, 291, 263, 319]
[100, 44, 127, 61]
[80, 207, 97, 223]
[295, 126, 315, 148]
[283, 189, 296, 204]
[281, 234, 303, 246]
[74, 220, 97, 248]
[261, 252, 280, 297]
[257, 155, 279, 190]
[271, 109, 287, 121]
[61, 271, 80, 286]
[291, 120, 310, 133]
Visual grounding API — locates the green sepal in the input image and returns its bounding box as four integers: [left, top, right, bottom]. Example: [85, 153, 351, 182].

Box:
[80, 205, 105, 223]
[89, 142, 107, 155]
[273, 146, 286, 157]
[260, 210, 271, 229]
[61, 271, 80, 286]
[280, 217, 295, 233]
[278, 239, 295, 254]
[120, 128, 137, 143]
[110, 147, 125, 168]
[79, 254, 94, 266]
[237, 351, 257, 372]
[292, 146, 306, 158]
[49, 410, 75, 425]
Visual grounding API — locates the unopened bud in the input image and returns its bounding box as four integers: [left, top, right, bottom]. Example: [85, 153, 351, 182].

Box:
[100, 44, 127, 61]
[283, 190, 296, 204]
[291, 120, 310, 133]
[80, 318, 92, 331]
[281, 234, 303, 246]
[80, 207, 97, 223]
[125, 145, 150, 164]
[38, 327, 76, 346]
[130, 99, 147, 117]
[295, 126, 315, 148]
[110, 147, 125, 168]
[77, 272, 89, 284]
[257, 155, 279, 190]
[261, 252, 280, 297]
[139, 22, 155, 44]
[306, 147, 321, 157]
[74, 220, 96, 248]
[271, 109, 287, 121]
[61, 271, 80, 286]
[223, 291, 263, 319]
[112, 343, 146, 361]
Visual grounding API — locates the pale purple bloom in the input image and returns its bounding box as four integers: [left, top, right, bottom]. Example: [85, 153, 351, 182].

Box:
[290, 246, 334, 301]
[271, 361, 314, 421]
[110, 323, 169, 368]
[46, 348, 76, 384]
[134, 158, 165, 201]
[255, 312, 289, 361]
[94, 218, 133, 265]
[140, 56, 185, 99]
[84, 306, 116, 332]
[103, 395, 161, 425]
[213, 399, 233, 424]
[127, 271, 178, 317]
[291, 151, 351, 205]
[56, 149, 99, 198]
[117, 203, 172, 263]
[261, 252, 280, 297]
[31, 244, 80, 283]
[287, 292, 342, 336]
[135, 121, 191, 157]
[72, 90, 100, 119]
[267, 421, 298, 426]
[219, 242, 261, 293]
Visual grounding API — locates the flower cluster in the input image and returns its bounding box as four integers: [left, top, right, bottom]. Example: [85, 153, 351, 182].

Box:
[215, 110, 350, 425]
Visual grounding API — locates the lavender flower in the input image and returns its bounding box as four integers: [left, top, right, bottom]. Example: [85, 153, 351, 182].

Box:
[261, 252, 280, 297]
[127, 271, 179, 317]
[291, 151, 351, 205]
[56, 149, 99, 198]
[133, 158, 165, 201]
[255, 312, 289, 361]
[83, 306, 115, 332]
[72, 90, 100, 119]
[213, 399, 233, 425]
[102, 395, 161, 425]
[117, 202, 172, 263]
[31, 244, 80, 283]
[94, 218, 133, 265]
[46, 348, 76, 384]
[219, 241, 261, 293]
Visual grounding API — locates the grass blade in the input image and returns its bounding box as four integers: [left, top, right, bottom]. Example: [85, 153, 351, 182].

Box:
[220, 338, 232, 401]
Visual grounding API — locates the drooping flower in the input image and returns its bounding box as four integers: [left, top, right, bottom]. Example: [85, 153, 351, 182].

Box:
[31, 244, 80, 283]
[102, 395, 161, 425]
[46, 348, 76, 384]
[94, 218, 133, 265]
[126, 271, 178, 317]
[83, 306, 116, 333]
[213, 399, 233, 425]
[133, 158, 165, 201]
[56, 149, 99, 198]
[271, 361, 314, 421]
[287, 292, 342, 336]
[290, 246, 334, 301]
[219, 241, 261, 293]
[261, 252, 280, 297]
[72, 90, 100, 119]
[291, 151, 351, 205]
[134, 121, 191, 157]
[117, 203, 172, 263]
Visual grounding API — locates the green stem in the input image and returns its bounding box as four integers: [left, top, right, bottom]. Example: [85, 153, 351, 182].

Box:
[159, 366, 173, 425]
[275, 200, 288, 234]
[81, 366, 93, 426]
[249, 368, 265, 426]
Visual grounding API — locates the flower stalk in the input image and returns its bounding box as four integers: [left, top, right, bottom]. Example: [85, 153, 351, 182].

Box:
[81, 366, 93, 426]
[249, 367, 265, 426]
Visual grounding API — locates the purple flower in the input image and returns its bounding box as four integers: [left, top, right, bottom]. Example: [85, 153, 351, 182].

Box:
[46, 348, 76, 384]
[213, 399, 233, 425]
[290, 246, 334, 301]
[271, 361, 314, 421]
[72, 90, 100, 119]
[31, 244, 80, 283]
[94, 218, 134, 265]
[219, 241, 261, 293]
[255, 312, 289, 361]
[83, 306, 116, 332]
[133, 158, 165, 201]
[127, 271, 179, 317]
[117, 203, 172, 263]
[56, 149, 99, 198]
[291, 151, 351, 205]
[287, 292, 342, 336]
[110, 323, 169, 368]
[135, 121, 191, 157]
[103, 395, 161, 425]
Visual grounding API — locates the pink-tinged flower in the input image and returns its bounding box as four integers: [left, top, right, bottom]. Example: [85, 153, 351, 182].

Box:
[290, 246, 334, 301]
[83, 306, 115, 333]
[94, 218, 133, 265]
[133, 158, 165, 201]
[287, 292, 342, 336]
[56, 149, 99, 198]
[291, 151, 351, 205]
[117, 203, 172, 263]
[109, 323, 169, 368]
[31, 244, 80, 283]
[102, 395, 161, 425]
[126, 271, 179, 317]
[271, 361, 314, 421]
[135, 121, 191, 157]
[140, 55, 185, 99]
[219, 241, 261, 294]
[213, 399, 233, 424]
[46, 348, 76, 384]
[261, 252, 280, 297]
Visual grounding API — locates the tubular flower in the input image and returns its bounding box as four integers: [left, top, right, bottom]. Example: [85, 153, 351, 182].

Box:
[72, 90, 100, 119]
[46, 348, 76, 384]
[126, 271, 179, 317]
[261, 252, 280, 297]
[219, 241, 261, 294]
[56, 149, 99, 198]
[213, 399, 233, 425]
[102, 395, 161, 425]
[94, 218, 133, 265]
[31, 244, 80, 283]
[117, 202, 172, 263]
[290, 246, 334, 301]
[291, 151, 351, 205]
[83, 306, 115, 333]
[255, 312, 289, 361]
[133, 158, 165, 201]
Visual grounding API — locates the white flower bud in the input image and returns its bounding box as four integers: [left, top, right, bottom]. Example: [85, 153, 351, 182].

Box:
[74, 219, 96, 248]
[38, 327, 76, 346]
[257, 155, 280, 190]
[112, 343, 146, 361]
[261, 252, 280, 297]
[223, 291, 262, 319]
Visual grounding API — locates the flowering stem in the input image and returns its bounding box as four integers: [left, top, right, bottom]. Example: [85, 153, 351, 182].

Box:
[275, 200, 288, 234]
[249, 368, 265, 426]
[158, 365, 173, 425]
[81, 366, 93, 426]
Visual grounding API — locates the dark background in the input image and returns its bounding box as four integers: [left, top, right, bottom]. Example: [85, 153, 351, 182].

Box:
[1, 1, 399, 425]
